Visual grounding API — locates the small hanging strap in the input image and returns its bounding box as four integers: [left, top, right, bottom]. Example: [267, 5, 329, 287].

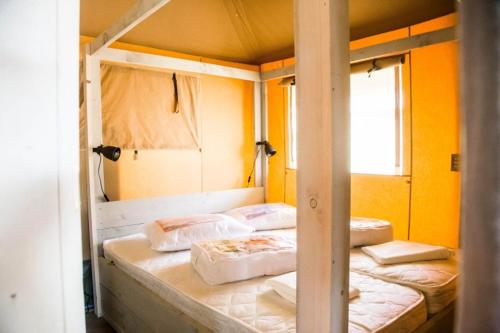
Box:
[367, 59, 381, 77]
[172, 72, 180, 113]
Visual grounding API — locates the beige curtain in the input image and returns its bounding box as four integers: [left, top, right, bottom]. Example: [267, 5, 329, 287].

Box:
[80, 64, 201, 150]
[278, 54, 405, 86]
[350, 55, 405, 75]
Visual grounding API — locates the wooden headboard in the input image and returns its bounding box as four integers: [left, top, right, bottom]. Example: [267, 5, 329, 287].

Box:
[94, 187, 265, 254]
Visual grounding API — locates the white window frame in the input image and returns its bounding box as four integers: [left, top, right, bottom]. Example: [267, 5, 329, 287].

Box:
[287, 65, 404, 175]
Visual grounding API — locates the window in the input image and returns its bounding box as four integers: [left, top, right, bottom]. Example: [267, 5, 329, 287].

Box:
[350, 66, 402, 174]
[288, 85, 298, 169]
[287, 65, 403, 175]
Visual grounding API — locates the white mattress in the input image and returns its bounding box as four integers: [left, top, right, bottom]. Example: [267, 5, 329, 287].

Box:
[103, 230, 426, 333]
[350, 248, 459, 314]
[350, 217, 393, 248]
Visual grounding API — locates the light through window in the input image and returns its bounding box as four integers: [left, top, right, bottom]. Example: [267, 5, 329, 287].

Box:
[350, 66, 402, 174]
[287, 65, 402, 175]
[288, 85, 297, 169]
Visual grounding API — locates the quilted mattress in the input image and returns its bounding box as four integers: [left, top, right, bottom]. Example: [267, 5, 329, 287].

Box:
[191, 235, 297, 285]
[103, 231, 426, 333]
[350, 248, 459, 314]
[350, 217, 393, 248]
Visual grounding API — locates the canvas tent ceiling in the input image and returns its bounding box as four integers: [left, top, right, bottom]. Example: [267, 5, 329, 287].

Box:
[80, 0, 455, 64]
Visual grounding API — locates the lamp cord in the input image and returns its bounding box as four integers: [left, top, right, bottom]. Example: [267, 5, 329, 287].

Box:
[247, 145, 262, 187]
[97, 154, 110, 202]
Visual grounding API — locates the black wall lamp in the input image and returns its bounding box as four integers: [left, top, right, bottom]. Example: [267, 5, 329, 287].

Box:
[92, 145, 121, 161]
[256, 140, 277, 157]
[247, 140, 277, 186]
[92, 145, 121, 202]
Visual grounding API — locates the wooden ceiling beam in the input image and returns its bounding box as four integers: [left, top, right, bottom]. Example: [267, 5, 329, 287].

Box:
[89, 0, 172, 55]
[261, 27, 456, 81]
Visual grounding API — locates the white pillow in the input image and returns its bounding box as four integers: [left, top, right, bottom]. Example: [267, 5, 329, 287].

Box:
[361, 240, 452, 265]
[143, 214, 254, 252]
[223, 203, 296, 230]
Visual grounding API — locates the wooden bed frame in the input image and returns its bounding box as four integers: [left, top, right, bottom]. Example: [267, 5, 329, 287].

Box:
[98, 250, 455, 333]
[99, 258, 211, 333]
[91, 187, 265, 314]
[94, 187, 266, 333]
[93, 186, 455, 333]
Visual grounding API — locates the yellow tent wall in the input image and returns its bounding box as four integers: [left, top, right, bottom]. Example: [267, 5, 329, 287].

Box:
[101, 74, 255, 200]
[264, 14, 460, 248]
[79, 38, 258, 259]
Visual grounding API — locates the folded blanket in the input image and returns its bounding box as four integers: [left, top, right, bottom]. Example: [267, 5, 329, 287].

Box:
[266, 272, 360, 304]
[191, 235, 296, 285]
[362, 240, 451, 265]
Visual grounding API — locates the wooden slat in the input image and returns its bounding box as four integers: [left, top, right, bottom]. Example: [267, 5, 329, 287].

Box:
[456, 1, 500, 332]
[414, 302, 455, 333]
[99, 258, 257, 333]
[100, 258, 211, 333]
[98, 48, 261, 82]
[350, 27, 456, 62]
[89, 0, 172, 55]
[253, 82, 263, 186]
[261, 27, 456, 81]
[83, 45, 104, 316]
[260, 83, 269, 200]
[295, 0, 351, 332]
[96, 187, 264, 230]
[260, 64, 295, 81]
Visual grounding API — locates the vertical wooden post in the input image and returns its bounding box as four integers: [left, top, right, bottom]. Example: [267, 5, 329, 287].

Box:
[295, 0, 351, 332]
[457, 1, 500, 332]
[261, 83, 269, 199]
[253, 82, 263, 187]
[83, 46, 104, 316]
[253, 81, 269, 198]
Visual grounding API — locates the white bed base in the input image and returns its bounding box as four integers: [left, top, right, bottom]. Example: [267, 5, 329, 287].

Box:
[99, 257, 212, 333]
[99, 255, 455, 333]
[92, 187, 264, 315]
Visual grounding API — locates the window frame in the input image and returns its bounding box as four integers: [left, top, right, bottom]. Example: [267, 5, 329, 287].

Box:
[286, 64, 406, 175]
[286, 84, 297, 169]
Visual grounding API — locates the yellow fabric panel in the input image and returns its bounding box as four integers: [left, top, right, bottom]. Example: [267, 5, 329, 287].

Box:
[350, 28, 409, 49]
[260, 57, 295, 72]
[100, 65, 201, 149]
[408, 16, 460, 248]
[201, 75, 255, 192]
[410, 14, 456, 35]
[102, 74, 255, 200]
[285, 168, 297, 206]
[260, 60, 285, 72]
[80, 39, 256, 259]
[265, 15, 460, 249]
[105, 149, 202, 201]
[80, 36, 257, 200]
[266, 78, 287, 203]
[351, 175, 411, 240]
[401, 58, 412, 176]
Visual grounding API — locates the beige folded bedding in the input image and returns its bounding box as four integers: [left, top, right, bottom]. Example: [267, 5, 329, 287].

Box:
[266, 272, 360, 304]
[361, 240, 451, 265]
